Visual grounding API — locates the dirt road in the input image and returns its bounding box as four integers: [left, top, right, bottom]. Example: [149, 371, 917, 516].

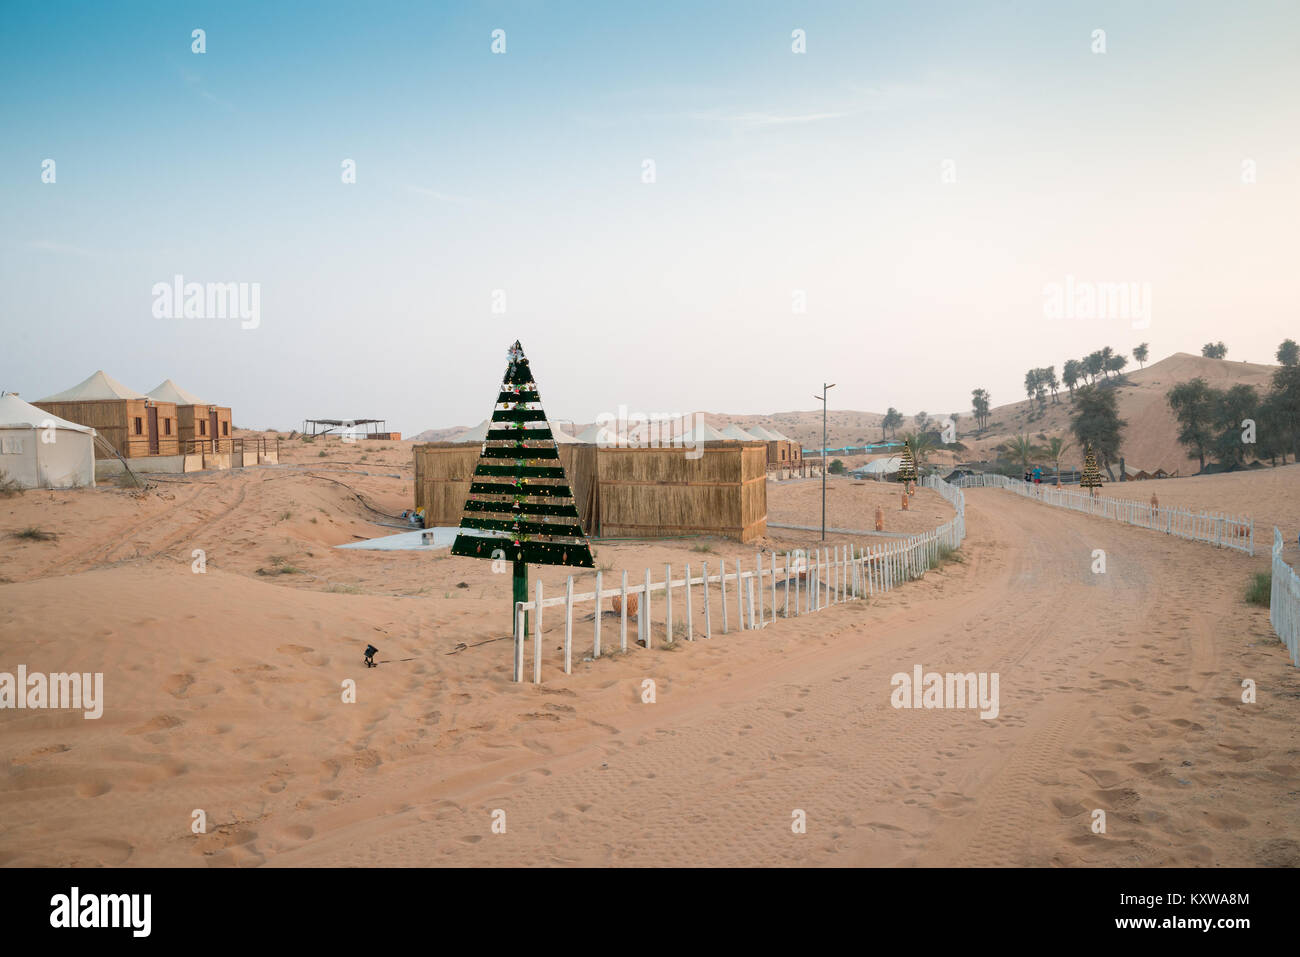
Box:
[267, 489, 1298, 866]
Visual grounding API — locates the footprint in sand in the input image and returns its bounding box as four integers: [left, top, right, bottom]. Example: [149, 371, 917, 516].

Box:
[273, 824, 314, 843]
[1202, 811, 1249, 831]
[13, 743, 70, 765]
[165, 674, 195, 698]
[85, 838, 133, 865]
[76, 780, 112, 798]
[126, 714, 184, 735]
[1083, 767, 1125, 787]
[1050, 796, 1088, 817]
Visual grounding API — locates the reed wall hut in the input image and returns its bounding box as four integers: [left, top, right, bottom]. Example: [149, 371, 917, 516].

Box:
[36, 370, 179, 459]
[415, 439, 767, 542]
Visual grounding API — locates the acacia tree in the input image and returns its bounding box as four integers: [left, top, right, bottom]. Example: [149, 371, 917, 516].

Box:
[1277, 338, 1299, 367]
[1062, 359, 1082, 397]
[1070, 385, 1126, 480]
[1042, 366, 1061, 404]
[1202, 341, 1228, 359]
[1267, 361, 1300, 461]
[1133, 343, 1149, 368]
[1256, 391, 1291, 466]
[1083, 351, 1105, 384]
[1211, 384, 1259, 469]
[1099, 346, 1115, 378]
[1023, 368, 1040, 403]
[1167, 377, 1217, 472]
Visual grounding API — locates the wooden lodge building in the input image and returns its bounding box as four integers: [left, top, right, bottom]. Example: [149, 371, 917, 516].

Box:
[147, 379, 233, 453]
[35, 370, 179, 459]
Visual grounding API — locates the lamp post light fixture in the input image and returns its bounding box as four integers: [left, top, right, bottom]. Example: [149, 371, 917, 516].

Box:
[813, 383, 835, 540]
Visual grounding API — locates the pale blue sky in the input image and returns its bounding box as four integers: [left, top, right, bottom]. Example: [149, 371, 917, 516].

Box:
[2, 1, 1297, 432]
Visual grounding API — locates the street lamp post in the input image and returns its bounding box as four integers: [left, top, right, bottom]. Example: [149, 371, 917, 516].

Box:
[813, 383, 835, 540]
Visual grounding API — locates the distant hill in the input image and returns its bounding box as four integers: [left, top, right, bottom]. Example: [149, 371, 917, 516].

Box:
[411, 351, 1283, 474]
[409, 425, 470, 443]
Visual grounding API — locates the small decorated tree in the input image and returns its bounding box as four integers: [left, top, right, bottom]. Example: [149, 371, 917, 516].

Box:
[450, 341, 594, 633]
[896, 439, 918, 490]
[1079, 442, 1103, 496]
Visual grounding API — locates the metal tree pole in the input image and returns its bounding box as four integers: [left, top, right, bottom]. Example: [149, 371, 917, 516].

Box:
[514, 559, 528, 635]
[814, 383, 835, 541]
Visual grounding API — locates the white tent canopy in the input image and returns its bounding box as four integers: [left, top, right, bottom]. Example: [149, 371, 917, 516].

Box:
[719, 424, 760, 441]
[38, 370, 146, 402]
[0, 392, 97, 489]
[573, 422, 609, 444]
[853, 455, 902, 476]
[676, 420, 729, 444]
[449, 419, 490, 443]
[147, 378, 209, 406]
[745, 425, 780, 441]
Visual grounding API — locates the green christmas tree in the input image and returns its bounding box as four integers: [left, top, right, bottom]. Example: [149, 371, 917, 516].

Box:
[1080, 442, 1103, 491]
[451, 341, 594, 627]
[896, 439, 918, 483]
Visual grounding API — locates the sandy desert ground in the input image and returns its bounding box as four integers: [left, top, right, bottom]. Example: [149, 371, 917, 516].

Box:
[1, 445, 1298, 867]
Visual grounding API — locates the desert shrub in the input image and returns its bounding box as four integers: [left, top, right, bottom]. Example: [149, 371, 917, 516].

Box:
[1245, 571, 1271, 607]
[936, 545, 964, 566]
[0, 471, 23, 497]
[12, 527, 56, 541]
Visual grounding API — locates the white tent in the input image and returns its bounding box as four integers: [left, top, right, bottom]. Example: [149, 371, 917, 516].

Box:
[38, 369, 146, 402]
[719, 424, 760, 441]
[676, 420, 729, 444]
[574, 422, 609, 444]
[147, 378, 209, 406]
[745, 425, 780, 441]
[0, 392, 97, 489]
[852, 455, 902, 477]
[551, 425, 581, 444]
[449, 419, 491, 443]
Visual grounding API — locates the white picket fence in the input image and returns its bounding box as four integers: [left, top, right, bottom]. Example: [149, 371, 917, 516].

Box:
[954, 472, 1254, 556]
[511, 479, 967, 683]
[1271, 528, 1300, 666]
